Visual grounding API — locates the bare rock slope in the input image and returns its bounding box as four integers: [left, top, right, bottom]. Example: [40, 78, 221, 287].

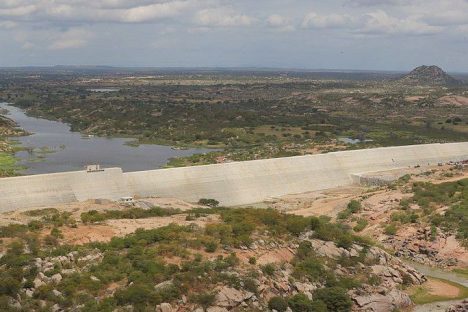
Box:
[399, 65, 461, 86]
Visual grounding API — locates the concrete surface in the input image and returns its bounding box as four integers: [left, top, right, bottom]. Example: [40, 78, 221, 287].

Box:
[0, 142, 467, 211]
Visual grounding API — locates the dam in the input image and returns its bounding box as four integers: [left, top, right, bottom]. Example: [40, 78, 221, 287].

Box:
[0, 142, 467, 212]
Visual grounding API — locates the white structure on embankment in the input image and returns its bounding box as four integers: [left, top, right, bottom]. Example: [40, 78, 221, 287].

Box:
[0, 142, 467, 212]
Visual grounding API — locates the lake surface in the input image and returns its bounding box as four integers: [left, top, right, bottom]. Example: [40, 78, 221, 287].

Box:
[0, 103, 214, 175]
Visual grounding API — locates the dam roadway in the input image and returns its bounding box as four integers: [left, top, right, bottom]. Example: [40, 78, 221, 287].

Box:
[0, 142, 467, 212]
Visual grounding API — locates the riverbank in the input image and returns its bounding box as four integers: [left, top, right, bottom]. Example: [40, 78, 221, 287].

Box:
[0, 103, 214, 175]
[0, 113, 26, 177]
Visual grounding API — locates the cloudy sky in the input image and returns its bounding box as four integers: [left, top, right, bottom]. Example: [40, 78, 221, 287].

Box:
[1, 0, 468, 71]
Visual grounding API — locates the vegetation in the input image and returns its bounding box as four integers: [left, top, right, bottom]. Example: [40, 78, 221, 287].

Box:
[337, 200, 362, 220]
[0, 205, 380, 311]
[2, 68, 467, 167]
[391, 178, 468, 245]
[81, 207, 181, 223]
[409, 277, 468, 304]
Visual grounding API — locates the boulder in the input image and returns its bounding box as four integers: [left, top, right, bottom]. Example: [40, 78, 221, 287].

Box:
[50, 273, 62, 283]
[207, 308, 229, 312]
[446, 299, 468, 312]
[353, 289, 412, 312]
[158, 303, 173, 312]
[214, 286, 254, 308]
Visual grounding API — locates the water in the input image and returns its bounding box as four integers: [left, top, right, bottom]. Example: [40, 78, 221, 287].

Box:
[1, 103, 214, 175]
[339, 137, 374, 144]
[87, 88, 120, 92]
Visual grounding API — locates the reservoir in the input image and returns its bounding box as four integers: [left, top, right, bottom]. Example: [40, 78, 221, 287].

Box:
[0, 103, 214, 175]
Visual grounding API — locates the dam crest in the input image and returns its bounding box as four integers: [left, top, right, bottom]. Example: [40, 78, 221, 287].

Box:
[0, 142, 467, 212]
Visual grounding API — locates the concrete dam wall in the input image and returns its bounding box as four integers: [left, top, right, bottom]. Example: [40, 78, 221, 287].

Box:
[0, 142, 467, 211]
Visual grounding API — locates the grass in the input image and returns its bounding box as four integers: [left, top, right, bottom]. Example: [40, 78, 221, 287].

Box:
[452, 268, 468, 279]
[409, 277, 468, 305]
[0, 151, 19, 177]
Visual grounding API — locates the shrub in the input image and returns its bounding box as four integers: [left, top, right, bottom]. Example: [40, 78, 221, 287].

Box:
[198, 198, 220, 207]
[353, 219, 368, 232]
[268, 296, 288, 312]
[248, 257, 257, 265]
[293, 258, 325, 282]
[286, 216, 310, 236]
[261, 263, 276, 276]
[347, 200, 362, 213]
[204, 240, 218, 253]
[384, 224, 398, 236]
[51, 227, 63, 238]
[287, 293, 327, 312]
[314, 287, 352, 312]
[190, 292, 216, 308]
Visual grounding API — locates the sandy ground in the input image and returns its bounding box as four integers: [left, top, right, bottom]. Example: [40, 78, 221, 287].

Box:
[0, 197, 202, 227]
[425, 278, 461, 298]
[268, 186, 365, 217]
[58, 214, 220, 245]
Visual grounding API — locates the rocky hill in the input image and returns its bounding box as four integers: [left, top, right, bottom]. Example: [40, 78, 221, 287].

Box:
[399, 65, 461, 86]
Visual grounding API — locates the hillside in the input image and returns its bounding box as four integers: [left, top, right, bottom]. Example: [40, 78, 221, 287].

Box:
[399, 65, 461, 86]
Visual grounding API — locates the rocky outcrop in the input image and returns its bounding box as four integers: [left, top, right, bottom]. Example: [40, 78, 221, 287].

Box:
[214, 286, 254, 309]
[399, 65, 461, 86]
[446, 299, 468, 312]
[352, 289, 412, 312]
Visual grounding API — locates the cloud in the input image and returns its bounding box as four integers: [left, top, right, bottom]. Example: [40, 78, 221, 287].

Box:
[302, 12, 354, 29]
[0, 0, 201, 23]
[301, 9, 441, 36]
[49, 28, 92, 50]
[360, 10, 442, 35]
[0, 21, 17, 29]
[195, 8, 255, 27]
[266, 14, 294, 31]
[345, 0, 407, 7]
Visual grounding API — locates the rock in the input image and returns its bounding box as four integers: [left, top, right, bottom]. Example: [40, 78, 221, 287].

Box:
[25, 289, 34, 298]
[159, 303, 172, 312]
[353, 289, 411, 312]
[90, 275, 100, 282]
[446, 299, 468, 312]
[215, 286, 254, 308]
[50, 273, 62, 283]
[9, 298, 21, 309]
[207, 308, 229, 312]
[33, 277, 45, 288]
[61, 268, 77, 275]
[52, 289, 63, 297]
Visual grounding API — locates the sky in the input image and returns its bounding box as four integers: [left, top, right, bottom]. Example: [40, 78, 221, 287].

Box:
[1, 0, 468, 71]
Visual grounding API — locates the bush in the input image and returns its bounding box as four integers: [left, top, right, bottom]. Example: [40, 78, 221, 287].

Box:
[353, 219, 368, 232]
[286, 216, 310, 236]
[287, 293, 327, 312]
[261, 263, 276, 276]
[204, 240, 218, 253]
[268, 296, 288, 312]
[190, 292, 216, 308]
[384, 224, 398, 236]
[293, 258, 325, 282]
[314, 287, 352, 312]
[198, 198, 220, 207]
[248, 257, 257, 265]
[347, 200, 362, 213]
[338, 200, 362, 220]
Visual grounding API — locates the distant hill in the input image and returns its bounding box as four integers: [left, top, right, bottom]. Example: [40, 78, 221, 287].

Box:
[399, 65, 461, 86]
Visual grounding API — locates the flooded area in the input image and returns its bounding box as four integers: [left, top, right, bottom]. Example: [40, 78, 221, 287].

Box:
[0, 103, 214, 175]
